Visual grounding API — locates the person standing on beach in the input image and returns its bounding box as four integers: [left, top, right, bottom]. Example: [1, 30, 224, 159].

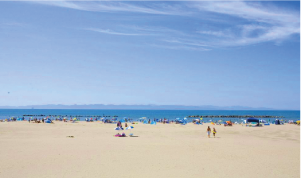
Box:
[207, 126, 211, 138]
[212, 127, 216, 138]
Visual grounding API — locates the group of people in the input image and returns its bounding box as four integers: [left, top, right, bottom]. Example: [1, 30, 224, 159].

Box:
[85, 118, 98, 122]
[28, 118, 53, 123]
[0, 118, 18, 122]
[206, 126, 217, 138]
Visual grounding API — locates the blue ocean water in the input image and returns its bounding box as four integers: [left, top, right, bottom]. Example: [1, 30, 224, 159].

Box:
[0, 109, 299, 122]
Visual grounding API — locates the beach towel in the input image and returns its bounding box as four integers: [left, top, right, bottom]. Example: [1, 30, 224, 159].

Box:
[115, 127, 123, 130]
[115, 134, 122, 137]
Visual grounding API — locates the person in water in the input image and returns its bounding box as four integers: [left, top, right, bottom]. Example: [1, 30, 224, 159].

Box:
[212, 127, 217, 138]
[207, 126, 211, 138]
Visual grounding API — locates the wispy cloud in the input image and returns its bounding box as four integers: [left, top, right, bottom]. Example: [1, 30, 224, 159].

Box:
[123, 25, 189, 37]
[162, 39, 210, 47]
[34, 1, 299, 51]
[197, 30, 233, 38]
[36, 1, 188, 16]
[86, 28, 146, 36]
[191, 1, 300, 46]
[85, 25, 210, 50]
[151, 44, 210, 52]
[192, 1, 298, 24]
[0, 22, 28, 28]
[151, 38, 211, 51]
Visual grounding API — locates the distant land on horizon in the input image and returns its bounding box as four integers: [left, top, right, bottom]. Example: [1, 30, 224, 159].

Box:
[0, 104, 287, 110]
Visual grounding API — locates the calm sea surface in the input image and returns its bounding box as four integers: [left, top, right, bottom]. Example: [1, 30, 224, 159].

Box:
[0, 109, 299, 122]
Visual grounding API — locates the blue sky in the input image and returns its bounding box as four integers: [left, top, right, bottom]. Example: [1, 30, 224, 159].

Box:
[0, 1, 300, 110]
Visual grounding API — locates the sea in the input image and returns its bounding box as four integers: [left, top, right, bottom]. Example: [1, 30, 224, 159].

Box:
[0, 109, 299, 122]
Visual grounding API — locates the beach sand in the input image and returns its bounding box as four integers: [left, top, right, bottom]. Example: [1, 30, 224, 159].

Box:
[0, 121, 299, 178]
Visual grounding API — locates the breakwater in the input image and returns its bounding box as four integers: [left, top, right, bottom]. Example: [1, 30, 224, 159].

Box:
[22, 115, 118, 118]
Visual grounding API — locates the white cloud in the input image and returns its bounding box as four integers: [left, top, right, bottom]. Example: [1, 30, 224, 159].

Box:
[33, 1, 300, 50]
[124, 25, 188, 36]
[36, 1, 187, 15]
[162, 39, 210, 47]
[232, 26, 299, 46]
[0, 22, 28, 28]
[191, 1, 300, 46]
[151, 44, 210, 51]
[197, 30, 233, 38]
[192, 1, 298, 24]
[86, 28, 146, 36]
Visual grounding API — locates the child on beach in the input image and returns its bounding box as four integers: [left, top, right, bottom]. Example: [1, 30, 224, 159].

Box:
[212, 128, 217, 138]
[207, 126, 211, 138]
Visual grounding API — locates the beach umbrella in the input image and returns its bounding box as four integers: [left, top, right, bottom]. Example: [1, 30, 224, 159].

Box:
[151, 121, 156, 125]
[119, 118, 125, 123]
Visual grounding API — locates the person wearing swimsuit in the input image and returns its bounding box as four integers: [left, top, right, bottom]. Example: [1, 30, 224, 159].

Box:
[212, 127, 216, 138]
[207, 126, 211, 138]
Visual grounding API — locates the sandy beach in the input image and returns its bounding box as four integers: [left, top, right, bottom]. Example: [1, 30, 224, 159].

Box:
[0, 121, 299, 178]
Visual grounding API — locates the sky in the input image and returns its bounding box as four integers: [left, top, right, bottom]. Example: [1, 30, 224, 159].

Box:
[0, 1, 300, 110]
